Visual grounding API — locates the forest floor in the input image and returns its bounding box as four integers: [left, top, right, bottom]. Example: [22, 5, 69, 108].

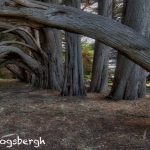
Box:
[0, 80, 150, 150]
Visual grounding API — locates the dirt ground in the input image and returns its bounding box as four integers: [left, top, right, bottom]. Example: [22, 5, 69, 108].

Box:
[0, 80, 150, 150]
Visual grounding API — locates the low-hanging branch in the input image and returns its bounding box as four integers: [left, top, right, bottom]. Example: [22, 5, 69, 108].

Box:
[0, 45, 41, 74]
[0, 23, 48, 60]
[5, 64, 28, 81]
[0, 40, 36, 51]
[0, 40, 45, 60]
[0, 59, 29, 71]
[12, 0, 48, 9]
[0, 0, 150, 71]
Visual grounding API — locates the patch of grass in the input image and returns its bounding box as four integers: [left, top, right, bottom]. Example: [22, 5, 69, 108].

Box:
[82, 42, 94, 83]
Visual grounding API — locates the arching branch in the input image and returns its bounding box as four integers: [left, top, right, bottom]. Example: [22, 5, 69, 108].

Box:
[0, 0, 150, 71]
[0, 46, 41, 74]
[0, 23, 48, 60]
[0, 59, 29, 70]
[12, 0, 48, 9]
[0, 40, 37, 51]
[5, 65, 28, 81]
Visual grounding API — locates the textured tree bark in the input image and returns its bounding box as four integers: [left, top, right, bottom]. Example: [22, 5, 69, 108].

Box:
[0, 23, 48, 88]
[0, 46, 41, 74]
[90, 0, 112, 93]
[29, 27, 48, 88]
[61, 0, 86, 96]
[0, 24, 47, 62]
[40, 28, 63, 90]
[0, 59, 33, 82]
[31, 0, 63, 90]
[6, 66, 28, 82]
[0, 2, 150, 71]
[109, 0, 149, 100]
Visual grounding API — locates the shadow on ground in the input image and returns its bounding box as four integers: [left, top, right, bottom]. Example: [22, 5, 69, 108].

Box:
[0, 80, 150, 150]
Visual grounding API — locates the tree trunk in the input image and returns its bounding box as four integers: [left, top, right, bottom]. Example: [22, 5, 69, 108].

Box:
[38, 0, 63, 90]
[39, 28, 63, 90]
[61, 0, 86, 96]
[27, 0, 63, 89]
[109, 0, 149, 100]
[90, 0, 112, 93]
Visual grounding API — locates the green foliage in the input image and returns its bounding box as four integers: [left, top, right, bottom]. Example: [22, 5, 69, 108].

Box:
[82, 42, 94, 82]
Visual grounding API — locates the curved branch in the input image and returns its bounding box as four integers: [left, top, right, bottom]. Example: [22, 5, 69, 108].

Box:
[0, 22, 48, 60]
[0, 1, 150, 71]
[0, 40, 37, 51]
[0, 59, 29, 81]
[0, 46, 41, 74]
[12, 0, 48, 9]
[0, 41, 47, 63]
[5, 65, 28, 81]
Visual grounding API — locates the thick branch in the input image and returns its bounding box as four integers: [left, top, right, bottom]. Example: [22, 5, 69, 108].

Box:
[0, 23, 48, 59]
[0, 2, 150, 71]
[0, 46, 41, 74]
[0, 40, 36, 51]
[6, 65, 27, 81]
[0, 59, 30, 71]
[12, 0, 48, 9]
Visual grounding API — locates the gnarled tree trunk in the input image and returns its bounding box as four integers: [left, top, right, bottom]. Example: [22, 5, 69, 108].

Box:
[40, 28, 63, 90]
[90, 0, 112, 93]
[109, 0, 149, 100]
[61, 0, 86, 96]
[39, 0, 63, 90]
